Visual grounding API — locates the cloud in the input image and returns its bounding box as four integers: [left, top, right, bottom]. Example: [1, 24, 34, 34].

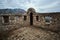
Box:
[0, 0, 60, 12]
[39, 1, 58, 9]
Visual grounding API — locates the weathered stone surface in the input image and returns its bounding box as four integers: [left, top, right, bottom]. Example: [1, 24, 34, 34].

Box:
[0, 8, 60, 31]
[2, 27, 59, 40]
[0, 8, 60, 40]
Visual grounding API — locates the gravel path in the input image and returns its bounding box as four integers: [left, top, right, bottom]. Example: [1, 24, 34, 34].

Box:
[6, 26, 60, 40]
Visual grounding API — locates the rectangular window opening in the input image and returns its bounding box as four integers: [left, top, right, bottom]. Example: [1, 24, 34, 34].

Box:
[3, 16, 9, 23]
[45, 16, 52, 24]
[36, 16, 39, 21]
[24, 16, 27, 21]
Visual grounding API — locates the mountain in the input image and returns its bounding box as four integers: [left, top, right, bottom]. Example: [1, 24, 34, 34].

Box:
[0, 9, 26, 14]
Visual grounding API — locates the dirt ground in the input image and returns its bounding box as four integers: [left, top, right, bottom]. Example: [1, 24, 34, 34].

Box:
[2, 26, 59, 40]
[0, 25, 60, 40]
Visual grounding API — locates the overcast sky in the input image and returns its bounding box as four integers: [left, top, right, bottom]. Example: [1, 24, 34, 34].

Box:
[0, 0, 60, 12]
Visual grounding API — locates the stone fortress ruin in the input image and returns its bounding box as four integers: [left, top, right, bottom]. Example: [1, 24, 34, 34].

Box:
[0, 8, 60, 32]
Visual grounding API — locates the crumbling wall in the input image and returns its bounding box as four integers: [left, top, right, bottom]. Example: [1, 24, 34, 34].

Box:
[0, 13, 60, 32]
[33, 14, 44, 26]
[21, 15, 30, 26]
[34, 13, 60, 32]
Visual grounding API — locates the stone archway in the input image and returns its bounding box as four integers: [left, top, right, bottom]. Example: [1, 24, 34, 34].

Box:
[27, 8, 36, 25]
[30, 12, 33, 25]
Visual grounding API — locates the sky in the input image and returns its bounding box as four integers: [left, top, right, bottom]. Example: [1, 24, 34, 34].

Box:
[0, 0, 60, 12]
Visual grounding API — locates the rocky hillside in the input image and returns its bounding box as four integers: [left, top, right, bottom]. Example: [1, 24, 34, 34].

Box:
[0, 9, 26, 14]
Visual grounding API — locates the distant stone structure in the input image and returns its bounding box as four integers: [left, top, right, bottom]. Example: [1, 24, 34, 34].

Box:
[0, 8, 60, 31]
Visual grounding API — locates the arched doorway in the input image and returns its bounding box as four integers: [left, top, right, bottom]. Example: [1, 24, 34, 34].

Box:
[30, 12, 33, 25]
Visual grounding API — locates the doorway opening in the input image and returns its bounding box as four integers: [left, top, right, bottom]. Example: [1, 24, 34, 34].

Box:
[30, 12, 33, 25]
[3, 16, 9, 23]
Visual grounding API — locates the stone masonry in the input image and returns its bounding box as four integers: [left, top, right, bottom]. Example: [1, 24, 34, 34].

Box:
[0, 8, 60, 31]
[0, 8, 60, 40]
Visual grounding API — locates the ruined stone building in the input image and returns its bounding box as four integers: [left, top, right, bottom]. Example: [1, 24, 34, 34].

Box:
[0, 8, 60, 31]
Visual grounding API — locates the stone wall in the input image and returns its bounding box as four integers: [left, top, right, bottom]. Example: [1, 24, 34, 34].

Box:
[0, 12, 60, 32]
[33, 13, 60, 32]
[0, 13, 60, 32]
